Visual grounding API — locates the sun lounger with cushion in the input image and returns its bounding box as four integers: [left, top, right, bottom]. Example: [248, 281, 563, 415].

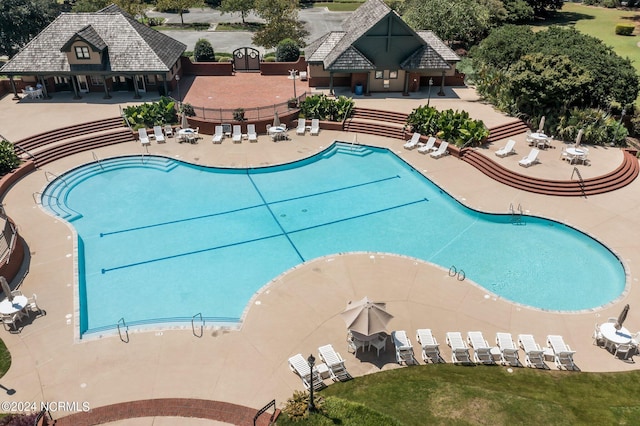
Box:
[467, 331, 496, 365]
[392, 330, 417, 365]
[318, 344, 352, 382]
[446, 332, 472, 364]
[547, 335, 577, 370]
[416, 328, 444, 363]
[517, 334, 548, 369]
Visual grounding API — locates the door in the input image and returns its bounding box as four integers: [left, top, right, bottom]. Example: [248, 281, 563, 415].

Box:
[77, 75, 89, 93]
[135, 75, 146, 93]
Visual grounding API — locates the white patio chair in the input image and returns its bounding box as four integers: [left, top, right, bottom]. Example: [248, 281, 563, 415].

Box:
[614, 343, 635, 361]
[163, 124, 174, 138]
[593, 323, 605, 347]
[368, 334, 387, 357]
[347, 332, 366, 355]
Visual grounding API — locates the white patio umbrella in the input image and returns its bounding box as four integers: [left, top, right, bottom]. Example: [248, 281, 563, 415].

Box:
[341, 296, 393, 336]
[181, 111, 189, 129]
[575, 128, 584, 148]
[615, 304, 630, 330]
[0, 276, 13, 302]
[538, 116, 545, 133]
[272, 111, 281, 128]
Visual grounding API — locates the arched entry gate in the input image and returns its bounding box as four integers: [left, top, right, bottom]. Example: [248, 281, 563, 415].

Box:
[232, 47, 261, 72]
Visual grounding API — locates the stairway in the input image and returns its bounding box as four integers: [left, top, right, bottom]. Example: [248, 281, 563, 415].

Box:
[461, 148, 639, 196]
[486, 120, 530, 144]
[342, 108, 408, 140]
[12, 117, 133, 167]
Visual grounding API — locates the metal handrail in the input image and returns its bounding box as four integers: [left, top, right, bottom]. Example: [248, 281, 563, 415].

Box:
[192, 312, 203, 338]
[44, 170, 67, 186]
[92, 151, 104, 170]
[117, 317, 129, 343]
[13, 143, 36, 161]
[254, 399, 276, 426]
[571, 167, 586, 198]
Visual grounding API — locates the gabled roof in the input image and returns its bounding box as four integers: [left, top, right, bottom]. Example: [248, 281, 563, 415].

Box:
[306, 0, 459, 72]
[0, 5, 186, 75]
[60, 25, 107, 52]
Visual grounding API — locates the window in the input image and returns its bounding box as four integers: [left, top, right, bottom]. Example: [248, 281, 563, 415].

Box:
[75, 46, 90, 59]
[375, 70, 383, 79]
[90, 75, 102, 85]
[389, 70, 398, 79]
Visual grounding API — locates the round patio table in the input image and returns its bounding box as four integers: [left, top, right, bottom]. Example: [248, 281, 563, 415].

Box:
[600, 322, 632, 346]
[0, 295, 28, 315]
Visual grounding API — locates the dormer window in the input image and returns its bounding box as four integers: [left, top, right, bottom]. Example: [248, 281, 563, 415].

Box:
[75, 46, 90, 59]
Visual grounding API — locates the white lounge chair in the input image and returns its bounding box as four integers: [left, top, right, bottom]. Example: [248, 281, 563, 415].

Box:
[310, 119, 320, 135]
[392, 330, 417, 365]
[496, 332, 521, 367]
[318, 344, 352, 382]
[296, 118, 306, 135]
[417, 136, 437, 154]
[247, 124, 258, 142]
[212, 125, 223, 143]
[495, 139, 516, 157]
[404, 132, 421, 150]
[138, 128, 150, 146]
[467, 331, 496, 365]
[547, 335, 577, 370]
[232, 125, 242, 143]
[288, 353, 327, 391]
[446, 332, 472, 364]
[517, 334, 547, 369]
[153, 126, 166, 143]
[430, 141, 449, 159]
[416, 329, 444, 363]
[518, 148, 540, 167]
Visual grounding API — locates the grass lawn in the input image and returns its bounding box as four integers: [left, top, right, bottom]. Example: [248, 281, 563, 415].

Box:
[536, 3, 640, 74]
[312, 2, 363, 12]
[277, 364, 640, 425]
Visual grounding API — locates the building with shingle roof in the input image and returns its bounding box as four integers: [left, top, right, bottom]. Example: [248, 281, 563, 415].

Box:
[0, 4, 186, 99]
[305, 0, 459, 95]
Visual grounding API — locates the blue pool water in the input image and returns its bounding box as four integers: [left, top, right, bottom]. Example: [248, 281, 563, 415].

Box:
[42, 143, 626, 336]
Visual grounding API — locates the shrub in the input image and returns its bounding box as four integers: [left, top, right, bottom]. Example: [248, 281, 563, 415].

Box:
[233, 108, 245, 121]
[0, 139, 20, 176]
[615, 23, 634, 36]
[180, 103, 196, 117]
[603, 0, 619, 7]
[123, 97, 178, 129]
[281, 390, 325, 421]
[276, 39, 300, 62]
[406, 105, 489, 146]
[556, 107, 628, 146]
[299, 94, 355, 121]
[194, 39, 215, 62]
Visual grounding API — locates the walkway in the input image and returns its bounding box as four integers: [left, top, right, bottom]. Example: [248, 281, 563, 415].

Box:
[0, 79, 639, 424]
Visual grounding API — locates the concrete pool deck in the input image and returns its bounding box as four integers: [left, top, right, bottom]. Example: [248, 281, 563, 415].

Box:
[1, 83, 640, 423]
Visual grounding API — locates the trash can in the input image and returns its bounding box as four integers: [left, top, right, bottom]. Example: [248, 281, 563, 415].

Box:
[354, 84, 363, 95]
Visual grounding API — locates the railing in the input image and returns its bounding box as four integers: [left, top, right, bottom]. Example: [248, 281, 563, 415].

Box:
[180, 92, 309, 122]
[571, 167, 586, 198]
[509, 203, 523, 225]
[32, 191, 59, 205]
[192, 312, 203, 338]
[254, 399, 277, 426]
[117, 317, 129, 343]
[92, 151, 104, 170]
[44, 170, 66, 186]
[13, 143, 36, 161]
[448, 265, 466, 281]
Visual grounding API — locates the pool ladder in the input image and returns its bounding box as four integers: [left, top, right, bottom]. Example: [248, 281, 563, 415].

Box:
[117, 317, 129, 343]
[448, 265, 466, 281]
[192, 313, 204, 338]
[509, 203, 523, 225]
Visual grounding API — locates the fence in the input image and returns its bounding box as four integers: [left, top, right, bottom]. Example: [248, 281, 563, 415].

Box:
[181, 92, 310, 123]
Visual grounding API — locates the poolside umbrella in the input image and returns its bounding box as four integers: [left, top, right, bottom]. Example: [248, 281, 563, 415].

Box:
[538, 116, 545, 133]
[181, 111, 188, 129]
[0, 277, 12, 302]
[615, 304, 630, 330]
[575, 128, 584, 148]
[341, 296, 393, 336]
[273, 111, 280, 128]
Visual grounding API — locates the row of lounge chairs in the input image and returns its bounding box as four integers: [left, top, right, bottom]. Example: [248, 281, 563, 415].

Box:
[288, 344, 352, 390]
[403, 133, 449, 158]
[388, 329, 577, 371]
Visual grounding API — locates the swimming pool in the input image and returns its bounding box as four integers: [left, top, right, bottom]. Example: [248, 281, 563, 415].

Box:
[42, 143, 626, 336]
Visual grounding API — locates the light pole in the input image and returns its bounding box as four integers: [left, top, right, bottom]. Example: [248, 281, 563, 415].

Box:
[175, 74, 181, 106]
[427, 78, 433, 107]
[290, 69, 298, 102]
[307, 354, 316, 413]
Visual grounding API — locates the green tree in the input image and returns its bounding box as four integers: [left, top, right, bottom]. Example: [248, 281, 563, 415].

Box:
[469, 25, 535, 70]
[220, 0, 254, 24]
[0, 140, 21, 176]
[155, 0, 205, 25]
[502, 0, 534, 22]
[276, 38, 300, 62]
[525, 0, 563, 15]
[72, 0, 145, 15]
[252, 0, 308, 49]
[403, 0, 490, 47]
[0, 0, 60, 57]
[194, 38, 215, 61]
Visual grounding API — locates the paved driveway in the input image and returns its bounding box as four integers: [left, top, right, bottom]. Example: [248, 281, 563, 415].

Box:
[149, 6, 350, 52]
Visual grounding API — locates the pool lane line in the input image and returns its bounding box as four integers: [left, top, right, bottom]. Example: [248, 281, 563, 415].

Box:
[245, 172, 305, 263]
[99, 197, 429, 274]
[98, 175, 400, 238]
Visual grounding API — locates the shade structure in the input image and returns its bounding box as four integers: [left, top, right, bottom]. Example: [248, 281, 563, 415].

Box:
[0, 276, 12, 302]
[538, 116, 545, 133]
[272, 111, 280, 128]
[615, 304, 630, 330]
[341, 296, 393, 336]
[575, 128, 584, 148]
[181, 112, 188, 129]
